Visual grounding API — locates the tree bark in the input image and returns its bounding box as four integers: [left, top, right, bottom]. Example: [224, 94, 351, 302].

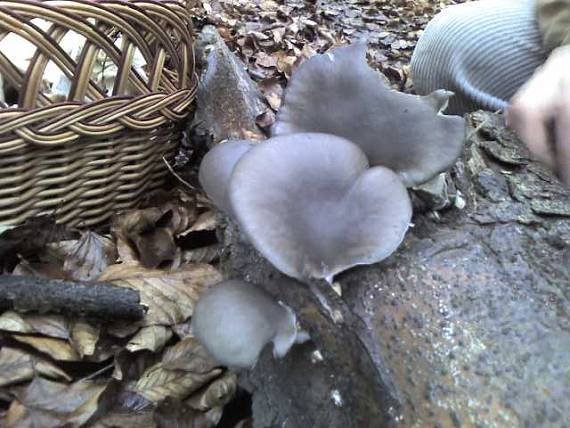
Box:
[0, 275, 145, 321]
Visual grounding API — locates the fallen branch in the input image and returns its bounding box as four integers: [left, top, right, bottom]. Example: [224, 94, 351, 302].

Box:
[0, 275, 145, 320]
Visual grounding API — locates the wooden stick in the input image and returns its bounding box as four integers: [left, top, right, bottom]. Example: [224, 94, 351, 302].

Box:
[0, 275, 145, 320]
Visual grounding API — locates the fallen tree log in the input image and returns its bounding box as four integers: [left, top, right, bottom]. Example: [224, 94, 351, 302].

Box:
[220, 111, 570, 427]
[0, 275, 145, 321]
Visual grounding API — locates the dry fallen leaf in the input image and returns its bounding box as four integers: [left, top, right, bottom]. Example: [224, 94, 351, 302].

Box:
[60, 231, 116, 281]
[12, 334, 81, 361]
[0, 347, 71, 387]
[8, 377, 108, 427]
[112, 193, 198, 269]
[258, 77, 284, 111]
[128, 335, 224, 404]
[0, 311, 70, 339]
[162, 337, 218, 373]
[130, 363, 222, 404]
[71, 321, 100, 358]
[188, 211, 218, 233]
[126, 326, 173, 353]
[0, 216, 70, 274]
[5, 399, 69, 428]
[112, 207, 180, 269]
[99, 263, 222, 326]
[181, 245, 220, 264]
[274, 51, 297, 78]
[187, 372, 238, 411]
[254, 52, 278, 68]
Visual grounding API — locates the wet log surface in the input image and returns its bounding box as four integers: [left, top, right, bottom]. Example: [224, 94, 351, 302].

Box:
[220, 111, 570, 428]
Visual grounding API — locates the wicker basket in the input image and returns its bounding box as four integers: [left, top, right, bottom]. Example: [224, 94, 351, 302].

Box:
[0, 0, 197, 227]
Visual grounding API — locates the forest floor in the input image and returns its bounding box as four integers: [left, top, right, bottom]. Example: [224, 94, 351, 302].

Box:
[189, 0, 466, 94]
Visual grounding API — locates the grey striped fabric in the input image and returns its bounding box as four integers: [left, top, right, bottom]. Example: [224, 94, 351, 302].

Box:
[411, 0, 548, 115]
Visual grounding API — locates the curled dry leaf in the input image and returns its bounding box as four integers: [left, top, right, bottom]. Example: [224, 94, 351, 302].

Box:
[127, 337, 223, 405]
[181, 245, 220, 264]
[112, 207, 179, 269]
[0, 311, 70, 339]
[8, 377, 108, 428]
[188, 211, 219, 233]
[130, 363, 222, 404]
[61, 231, 116, 281]
[12, 334, 80, 361]
[126, 326, 173, 353]
[187, 372, 238, 411]
[99, 264, 222, 326]
[0, 347, 71, 387]
[71, 321, 100, 359]
[112, 198, 197, 269]
[274, 51, 297, 78]
[0, 216, 70, 274]
[162, 337, 219, 373]
[258, 77, 284, 111]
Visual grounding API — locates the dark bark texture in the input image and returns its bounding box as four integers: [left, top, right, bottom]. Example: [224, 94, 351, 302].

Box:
[0, 275, 145, 320]
[192, 25, 267, 145]
[221, 111, 570, 428]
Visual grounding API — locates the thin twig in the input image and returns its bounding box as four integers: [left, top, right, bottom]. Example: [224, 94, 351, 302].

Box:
[79, 362, 115, 382]
[162, 156, 196, 190]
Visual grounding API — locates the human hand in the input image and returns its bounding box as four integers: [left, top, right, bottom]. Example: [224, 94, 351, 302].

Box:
[507, 45, 570, 185]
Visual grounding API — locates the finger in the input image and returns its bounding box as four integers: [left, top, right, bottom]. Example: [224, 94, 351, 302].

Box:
[507, 103, 555, 168]
[554, 101, 570, 185]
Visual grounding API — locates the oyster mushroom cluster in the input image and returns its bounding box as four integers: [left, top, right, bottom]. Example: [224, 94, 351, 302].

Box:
[194, 42, 466, 368]
[199, 42, 466, 283]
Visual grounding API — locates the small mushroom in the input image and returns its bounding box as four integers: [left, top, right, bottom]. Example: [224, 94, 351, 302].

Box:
[228, 133, 412, 282]
[192, 279, 304, 368]
[272, 41, 466, 187]
[198, 140, 255, 213]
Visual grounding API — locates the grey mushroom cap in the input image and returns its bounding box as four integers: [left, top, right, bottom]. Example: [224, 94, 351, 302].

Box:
[272, 41, 466, 187]
[191, 280, 299, 369]
[198, 140, 255, 213]
[228, 133, 412, 282]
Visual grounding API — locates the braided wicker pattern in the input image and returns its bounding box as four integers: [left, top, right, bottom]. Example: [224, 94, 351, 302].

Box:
[0, 0, 197, 226]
